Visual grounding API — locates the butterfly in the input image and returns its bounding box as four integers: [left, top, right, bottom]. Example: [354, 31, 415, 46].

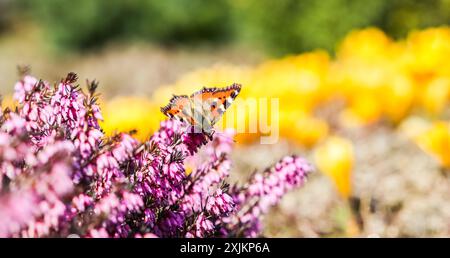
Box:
[160, 83, 242, 139]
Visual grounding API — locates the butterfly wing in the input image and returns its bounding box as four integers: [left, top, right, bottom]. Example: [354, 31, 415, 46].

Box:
[160, 94, 209, 132]
[161, 83, 242, 136]
[160, 95, 196, 124]
[210, 83, 241, 124]
[190, 83, 242, 126]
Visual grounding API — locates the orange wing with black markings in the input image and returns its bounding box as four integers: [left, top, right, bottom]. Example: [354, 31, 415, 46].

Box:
[161, 83, 242, 128]
[190, 83, 241, 124]
[160, 95, 192, 123]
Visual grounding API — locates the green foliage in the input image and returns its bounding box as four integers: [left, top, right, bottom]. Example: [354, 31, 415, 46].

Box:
[26, 0, 127, 50]
[230, 0, 388, 55]
[22, 0, 231, 50]
[231, 0, 450, 55]
[8, 0, 450, 55]
[126, 1, 231, 44]
[380, 0, 450, 38]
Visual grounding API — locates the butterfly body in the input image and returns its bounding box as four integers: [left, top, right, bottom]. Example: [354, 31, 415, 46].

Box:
[161, 83, 241, 139]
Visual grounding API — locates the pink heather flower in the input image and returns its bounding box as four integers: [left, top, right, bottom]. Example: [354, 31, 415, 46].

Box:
[157, 211, 185, 237]
[90, 103, 103, 122]
[179, 154, 232, 218]
[36, 140, 75, 165]
[179, 191, 203, 215]
[242, 156, 313, 207]
[13, 76, 54, 146]
[179, 155, 232, 217]
[151, 120, 209, 156]
[70, 194, 94, 213]
[192, 213, 215, 238]
[206, 189, 235, 217]
[72, 127, 103, 160]
[2, 113, 28, 135]
[0, 132, 34, 181]
[13, 75, 39, 103]
[21, 198, 67, 237]
[93, 153, 122, 198]
[190, 157, 231, 194]
[86, 134, 137, 197]
[51, 81, 84, 129]
[132, 120, 199, 206]
[0, 73, 314, 238]
[90, 191, 144, 237]
[144, 208, 156, 228]
[111, 133, 138, 163]
[222, 156, 314, 237]
[206, 128, 235, 158]
[89, 228, 110, 238]
[37, 162, 73, 197]
[0, 191, 37, 237]
[135, 232, 158, 238]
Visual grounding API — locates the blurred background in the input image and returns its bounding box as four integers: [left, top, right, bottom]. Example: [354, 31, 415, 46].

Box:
[1, 0, 449, 237]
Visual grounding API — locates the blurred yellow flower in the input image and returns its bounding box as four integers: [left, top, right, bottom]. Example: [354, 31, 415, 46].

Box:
[333, 27, 416, 126]
[101, 96, 164, 141]
[339, 94, 382, 127]
[415, 121, 450, 168]
[279, 109, 329, 148]
[419, 77, 450, 116]
[337, 27, 394, 62]
[381, 74, 415, 123]
[250, 51, 330, 112]
[403, 27, 450, 78]
[1, 95, 17, 110]
[314, 136, 354, 198]
[184, 164, 194, 176]
[336, 72, 415, 126]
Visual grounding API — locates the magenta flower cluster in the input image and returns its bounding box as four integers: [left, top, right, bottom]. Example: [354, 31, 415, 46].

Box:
[0, 72, 313, 238]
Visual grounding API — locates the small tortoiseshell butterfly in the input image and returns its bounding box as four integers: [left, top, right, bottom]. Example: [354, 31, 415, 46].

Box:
[161, 83, 242, 139]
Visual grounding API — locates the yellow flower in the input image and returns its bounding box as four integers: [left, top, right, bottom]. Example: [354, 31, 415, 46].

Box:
[337, 27, 394, 62]
[336, 72, 415, 126]
[279, 109, 329, 148]
[340, 94, 382, 127]
[1, 95, 17, 110]
[415, 121, 450, 168]
[334, 27, 412, 126]
[332, 63, 387, 126]
[419, 77, 450, 116]
[100, 96, 164, 141]
[184, 164, 194, 176]
[314, 136, 354, 198]
[250, 51, 330, 112]
[403, 27, 450, 78]
[381, 74, 415, 123]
